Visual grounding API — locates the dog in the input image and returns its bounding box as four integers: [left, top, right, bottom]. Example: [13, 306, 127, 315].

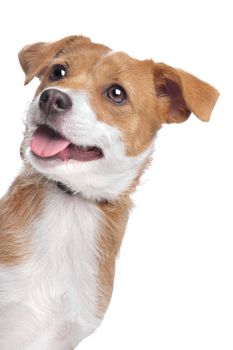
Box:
[0, 35, 219, 349]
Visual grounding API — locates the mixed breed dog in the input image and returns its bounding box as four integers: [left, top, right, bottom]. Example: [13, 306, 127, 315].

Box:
[0, 35, 219, 349]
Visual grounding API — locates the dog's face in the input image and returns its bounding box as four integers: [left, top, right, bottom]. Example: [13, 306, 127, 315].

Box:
[19, 36, 219, 201]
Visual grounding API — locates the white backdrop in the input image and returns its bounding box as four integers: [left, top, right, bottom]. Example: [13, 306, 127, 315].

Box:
[0, 1, 232, 349]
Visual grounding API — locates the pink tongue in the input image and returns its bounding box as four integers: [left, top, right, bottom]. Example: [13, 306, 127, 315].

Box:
[30, 125, 70, 158]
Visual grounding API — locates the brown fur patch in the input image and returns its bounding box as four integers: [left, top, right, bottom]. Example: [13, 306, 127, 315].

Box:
[96, 195, 132, 316]
[0, 167, 45, 265]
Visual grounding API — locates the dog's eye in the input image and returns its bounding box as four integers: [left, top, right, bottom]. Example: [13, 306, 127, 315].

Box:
[49, 64, 67, 81]
[104, 85, 127, 105]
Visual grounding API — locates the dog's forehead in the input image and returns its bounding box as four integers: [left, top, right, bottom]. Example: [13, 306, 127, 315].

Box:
[54, 39, 150, 77]
[55, 40, 109, 60]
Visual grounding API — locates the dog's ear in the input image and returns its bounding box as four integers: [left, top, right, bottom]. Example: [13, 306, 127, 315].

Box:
[19, 41, 51, 85]
[18, 36, 90, 85]
[154, 63, 219, 123]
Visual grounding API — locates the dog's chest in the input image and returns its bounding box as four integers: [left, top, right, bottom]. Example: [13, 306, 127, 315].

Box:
[19, 189, 102, 344]
[0, 188, 104, 348]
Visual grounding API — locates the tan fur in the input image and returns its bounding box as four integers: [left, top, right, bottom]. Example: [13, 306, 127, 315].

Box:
[0, 167, 45, 265]
[97, 196, 132, 316]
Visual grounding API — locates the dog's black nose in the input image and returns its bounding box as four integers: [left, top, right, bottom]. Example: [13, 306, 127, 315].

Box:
[39, 89, 72, 116]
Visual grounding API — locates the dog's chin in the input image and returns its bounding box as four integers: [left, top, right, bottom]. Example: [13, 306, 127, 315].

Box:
[26, 147, 105, 195]
[26, 147, 130, 202]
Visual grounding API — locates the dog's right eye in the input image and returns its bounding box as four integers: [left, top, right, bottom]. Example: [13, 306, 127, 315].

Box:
[49, 64, 67, 81]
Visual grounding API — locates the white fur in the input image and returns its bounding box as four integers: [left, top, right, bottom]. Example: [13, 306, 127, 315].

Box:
[24, 89, 153, 201]
[0, 186, 103, 349]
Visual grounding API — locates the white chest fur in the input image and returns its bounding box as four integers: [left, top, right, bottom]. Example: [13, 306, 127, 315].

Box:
[0, 187, 103, 349]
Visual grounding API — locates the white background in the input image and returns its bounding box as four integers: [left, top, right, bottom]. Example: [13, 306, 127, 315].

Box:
[0, 1, 232, 349]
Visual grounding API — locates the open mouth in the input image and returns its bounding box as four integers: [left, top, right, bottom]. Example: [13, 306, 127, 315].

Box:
[30, 125, 104, 162]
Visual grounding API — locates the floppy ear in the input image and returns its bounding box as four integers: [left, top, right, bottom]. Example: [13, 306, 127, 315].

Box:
[19, 41, 52, 85]
[18, 35, 90, 85]
[154, 63, 219, 123]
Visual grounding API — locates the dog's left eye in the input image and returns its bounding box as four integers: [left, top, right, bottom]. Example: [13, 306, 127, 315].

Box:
[49, 64, 67, 81]
[104, 85, 127, 105]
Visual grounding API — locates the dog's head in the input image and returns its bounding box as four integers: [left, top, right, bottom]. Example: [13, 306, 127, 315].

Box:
[19, 35, 219, 201]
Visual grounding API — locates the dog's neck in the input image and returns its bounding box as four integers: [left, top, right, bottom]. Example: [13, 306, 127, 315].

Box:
[55, 181, 112, 207]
